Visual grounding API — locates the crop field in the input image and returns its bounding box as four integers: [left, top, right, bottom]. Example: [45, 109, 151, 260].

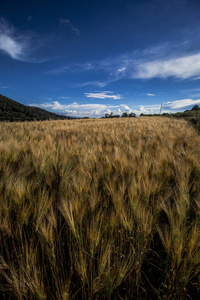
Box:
[0, 117, 200, 299]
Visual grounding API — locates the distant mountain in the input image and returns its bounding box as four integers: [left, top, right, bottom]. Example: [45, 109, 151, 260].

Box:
[0, 94, 70, 122]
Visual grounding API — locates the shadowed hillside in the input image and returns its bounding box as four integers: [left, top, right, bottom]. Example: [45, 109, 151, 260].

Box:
[0, 94, 69, 121]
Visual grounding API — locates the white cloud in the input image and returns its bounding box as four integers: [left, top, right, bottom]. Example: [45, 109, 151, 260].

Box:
[34, 100, 123, 118]
[117, 67, 126, 72]
[0, 34, 23, 59]
[0, 19, 26, 60]
[0, 18, 46, 62]
[60, 18, 80, 36]
[45, 39, 200, 84]
[147, 93, 155, 96]
[164, 98, 200, 109]
[104, 108, 112, 115]
[35, 99, 161, 117]
[117, 108, 122, 114]
[64, 109, 77, 114]
[59, 96, 70, 99]
[120, 104, 132, 112]
[183, 86, 200, 98]
[41, 101, 66, 110]
[134, 53, 200, 80]
[75, 81, 107, 88]
[32, 95, 200, 118]
[83, 63, 94, 70]
[40, 101, 108, 112]
[85, 91, 122, 100]
[137, 99, 200, 114]
[137, 104, 161, 114]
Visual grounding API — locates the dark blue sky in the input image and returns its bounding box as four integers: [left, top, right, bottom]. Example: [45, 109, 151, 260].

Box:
[1, 0, 200, 117]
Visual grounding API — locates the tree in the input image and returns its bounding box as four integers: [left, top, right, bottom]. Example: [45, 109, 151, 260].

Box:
[121, 112, 128, 117]
[191, 105, 200, 111]
[128, 112, 136, 117]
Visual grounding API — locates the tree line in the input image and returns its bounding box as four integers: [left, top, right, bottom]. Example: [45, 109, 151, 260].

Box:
[102, 112, 136, 118]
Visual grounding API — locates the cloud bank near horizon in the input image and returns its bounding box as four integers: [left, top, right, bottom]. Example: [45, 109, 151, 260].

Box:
[30, 98, 200, 118]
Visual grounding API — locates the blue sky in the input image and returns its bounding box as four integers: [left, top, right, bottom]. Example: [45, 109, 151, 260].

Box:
[1, 0, 200, 117]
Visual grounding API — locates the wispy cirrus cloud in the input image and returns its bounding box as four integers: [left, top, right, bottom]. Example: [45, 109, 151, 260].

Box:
[0, 18, 51, 63]
[182, 88, 200, 93]
[84, 91, 122, 100]
[117, 67, 126, 73]
[45, 62, 94, 75]
[75, 81, 108, 88]
[99, 50, 200, 81]
[59, 96, 71, 99]
[0, 18, 27, 60]
[0, 81, 10, 89]
[164, 98, 200, 109]
[60, 18, 80, 36]
[133, 53, 200, 80]
[45, 37, 200, 84]
[181, 88, 200, 98]
[101, 51, 200, 82]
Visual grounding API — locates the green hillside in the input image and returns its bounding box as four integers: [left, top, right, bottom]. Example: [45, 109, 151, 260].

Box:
[172, 106, 200, 133]
[0, 94, 69, 121]
[140, 105, 200, 134]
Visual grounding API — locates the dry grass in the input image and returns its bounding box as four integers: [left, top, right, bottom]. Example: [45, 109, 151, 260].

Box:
[0, 117, 200, 299]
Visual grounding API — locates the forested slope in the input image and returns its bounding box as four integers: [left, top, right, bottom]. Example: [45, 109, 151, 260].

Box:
[0, 94, 69, 121]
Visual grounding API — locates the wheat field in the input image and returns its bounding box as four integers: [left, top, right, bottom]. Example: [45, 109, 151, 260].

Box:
[0, 117, 200, 299]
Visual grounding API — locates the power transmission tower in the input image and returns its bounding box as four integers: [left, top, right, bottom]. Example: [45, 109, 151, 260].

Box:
[159, 103, 163, 115]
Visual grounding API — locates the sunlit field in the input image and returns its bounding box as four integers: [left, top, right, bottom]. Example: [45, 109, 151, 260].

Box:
[0, 117, 200, 299]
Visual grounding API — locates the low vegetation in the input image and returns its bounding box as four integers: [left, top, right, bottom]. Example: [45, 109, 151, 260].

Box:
[172, 108, 200, 134]
[0, 117, 200, 299]
[140, 105, 200, 134]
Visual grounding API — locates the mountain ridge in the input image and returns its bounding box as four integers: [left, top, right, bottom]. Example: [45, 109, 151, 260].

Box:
[0, 94, 70, 121]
